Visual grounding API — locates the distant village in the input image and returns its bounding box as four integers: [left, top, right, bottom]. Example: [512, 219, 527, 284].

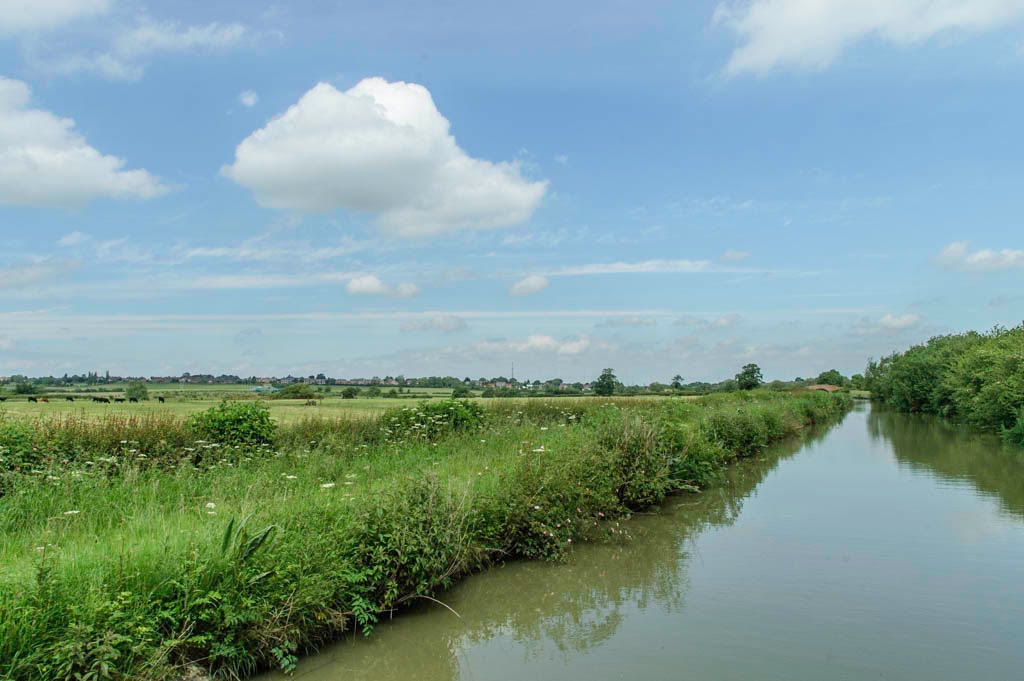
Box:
[0, 371, 596, 393]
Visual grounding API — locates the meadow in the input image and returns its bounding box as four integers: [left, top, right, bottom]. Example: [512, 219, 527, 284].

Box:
[0, 386, 459, 423]
[0, 391, 851, 680]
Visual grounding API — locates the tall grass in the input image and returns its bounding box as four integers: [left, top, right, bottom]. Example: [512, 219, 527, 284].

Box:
[0, 392, 850, 680]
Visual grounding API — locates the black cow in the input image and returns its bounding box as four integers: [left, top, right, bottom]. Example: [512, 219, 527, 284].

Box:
[129, 397, 139, 403]
[95, 397, 111, 404]
[157, 396, 166, 403]
[66, 396, 75, 402]
[28, 397, 38, 403]
[114, 398, 126, 403]
[0, 396, 6, 402]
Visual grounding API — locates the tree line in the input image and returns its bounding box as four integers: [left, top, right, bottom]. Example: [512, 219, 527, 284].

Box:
[864, 324, 1024, 446]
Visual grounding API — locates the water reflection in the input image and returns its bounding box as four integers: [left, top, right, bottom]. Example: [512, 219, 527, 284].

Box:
[266, 426, 832, 680]
[867, 407, 1024, 519]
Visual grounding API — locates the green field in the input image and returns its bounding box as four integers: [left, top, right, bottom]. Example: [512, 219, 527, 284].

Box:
[0, 391, 852, 680]
[0, 386, 459, 423]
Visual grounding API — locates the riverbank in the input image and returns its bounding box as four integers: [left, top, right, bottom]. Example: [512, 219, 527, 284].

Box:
[0, 392, 850, 680]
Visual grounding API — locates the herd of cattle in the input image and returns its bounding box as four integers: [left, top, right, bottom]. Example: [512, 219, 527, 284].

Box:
[0, 396, 167, 404]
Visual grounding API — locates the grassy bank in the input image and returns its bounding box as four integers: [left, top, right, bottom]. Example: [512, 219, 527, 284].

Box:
[865, 324, 1024, 446]
[0, 392, 850, 680]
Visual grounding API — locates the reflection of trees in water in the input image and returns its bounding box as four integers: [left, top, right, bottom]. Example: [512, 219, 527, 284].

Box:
[280, 424, 839, 681]
[867, 407, 1024, 520]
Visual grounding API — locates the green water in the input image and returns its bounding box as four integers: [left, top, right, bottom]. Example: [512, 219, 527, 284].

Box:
[263, 404, 1024, 680]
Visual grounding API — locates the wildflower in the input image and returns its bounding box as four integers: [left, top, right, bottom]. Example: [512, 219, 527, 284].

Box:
[63, 510, 80, 515]
[285, 475, 297, 480]
[205, 502, 216, 510]
[321, 482, 336, 489]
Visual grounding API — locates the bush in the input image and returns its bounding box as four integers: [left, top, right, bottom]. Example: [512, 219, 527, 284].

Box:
[275, 384, 317, 400]
[1003, 411, 1024, 447]
[381, 399, 485, 442]
[341, 387, 359, 399]
[125, 381, 149, 401]
[187, 401, 276, 447]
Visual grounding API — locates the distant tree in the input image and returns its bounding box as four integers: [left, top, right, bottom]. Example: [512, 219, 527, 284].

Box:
[814, 369, 848, 386]
[452, 385, 471, 398]
[594, 368, 618, 396]
[849, 373, 865, 390]
[671, 374, 684, 390]
[365, 386, 382, 398]
[341, 387, 359, 399]
[735, 364, 763, 391]
[278, 383, 317, 400]
[125, 381, 149, 401]
[13, 381, 36, 395]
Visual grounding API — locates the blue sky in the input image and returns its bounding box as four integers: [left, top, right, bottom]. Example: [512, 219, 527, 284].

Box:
[1, 0, 1022, 383]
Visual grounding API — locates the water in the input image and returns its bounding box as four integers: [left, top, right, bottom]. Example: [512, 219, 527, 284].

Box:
[263, 404, 1024, 681]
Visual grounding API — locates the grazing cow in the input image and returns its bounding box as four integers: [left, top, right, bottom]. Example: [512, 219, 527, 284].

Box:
[0, 396, 6, 402]
[28, 397, 38, 403]
[114, 398, 126, 403]
[95, 397, 111, 404]
[40, 398, 49, 403]
[157, 396, 166, 403]
[129, 397, 139, 403]
[305, 399, 318, 406]
[66, 396, 75, 402]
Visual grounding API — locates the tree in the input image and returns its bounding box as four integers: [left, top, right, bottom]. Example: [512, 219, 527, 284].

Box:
[594, 368, 618, 396]
[125, 381, 149, 401]
[365, 386, 382, 398]
[735, 363, 763, 391]
[341, 387, 360, 399]
[814, 369, 848, 386]
[452, 385, 471, 398]
[277, 383, 317, 400]
[13, 381, 36, 395]
[671, 374, 684, 390]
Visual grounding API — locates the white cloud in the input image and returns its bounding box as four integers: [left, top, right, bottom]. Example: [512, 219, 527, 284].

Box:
[714, 0, 1024, 75]
[400, 314, 467, 333]
[675, 313, 742, 329]
[722, 249, 751, 261]
[879, 313, 922, 330]
[0, 262, 78, 289]
[551, 259, 715, 276]
[935, 241, 1024, 272]
[57, 230, 90, 246]
[509, 274, 550, 296]
[0, 0, 110, 33]
[43, 19, 251, 80]
[239, 90, 259, 107]
[477, 334, 591, 356]
[853, 312, 923, 336]
[0, 77, 167, 206]
[599, 315, 659, 327]
[345, 274, 418, 298]
[223, 78, 548, 236]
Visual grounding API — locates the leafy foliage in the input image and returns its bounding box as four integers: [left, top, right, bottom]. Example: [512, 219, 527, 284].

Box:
[867, 325, 1024, 443]
[187, 401, 276, 447]
[735, 363, 763, 390]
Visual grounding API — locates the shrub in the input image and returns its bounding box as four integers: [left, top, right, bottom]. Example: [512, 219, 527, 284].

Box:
[187, 401, 276, 447]
[275, 384, 317, 400]
[1003, 411, 1024, 447]
[380, 400, 485, 442]
[125, 381, 149, 401]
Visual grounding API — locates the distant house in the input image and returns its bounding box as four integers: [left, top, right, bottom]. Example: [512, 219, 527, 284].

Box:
[806, 384, 842, 393]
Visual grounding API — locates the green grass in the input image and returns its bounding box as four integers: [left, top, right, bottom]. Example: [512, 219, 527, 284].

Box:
[0, 391, 851, 680]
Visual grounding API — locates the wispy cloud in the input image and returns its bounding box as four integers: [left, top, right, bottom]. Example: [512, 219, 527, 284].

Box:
[345, 274, 418, 298]
[400, 314, 468, 333]
[714, 0, 1024, 76]
[509, 274, 549, 296]
[935, 241, 1024, 272]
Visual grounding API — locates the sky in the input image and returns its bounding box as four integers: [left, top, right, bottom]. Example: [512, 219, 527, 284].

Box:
[1, 0, 1022, 384]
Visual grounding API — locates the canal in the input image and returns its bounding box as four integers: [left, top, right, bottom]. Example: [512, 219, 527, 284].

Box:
[263, 403, 1024, 680]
